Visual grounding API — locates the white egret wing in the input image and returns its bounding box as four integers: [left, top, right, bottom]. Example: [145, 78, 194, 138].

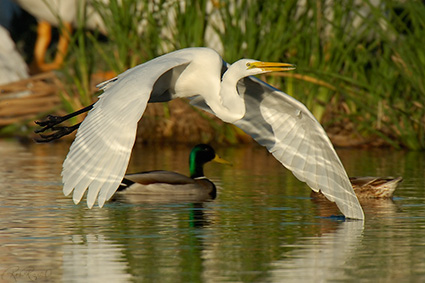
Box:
[62, 56, 191, 208]
[191, 76, 364, 219]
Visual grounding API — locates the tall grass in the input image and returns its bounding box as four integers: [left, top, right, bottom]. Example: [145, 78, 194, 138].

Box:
[60, 0, 424, 149]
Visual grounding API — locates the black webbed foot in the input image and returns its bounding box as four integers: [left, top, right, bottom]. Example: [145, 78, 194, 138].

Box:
[34, 103, 94, 142]
[34, 123, 82, 143]
[34, 115, 72, 133]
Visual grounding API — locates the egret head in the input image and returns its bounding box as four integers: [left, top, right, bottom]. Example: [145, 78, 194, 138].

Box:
[217, 59, 296, 123]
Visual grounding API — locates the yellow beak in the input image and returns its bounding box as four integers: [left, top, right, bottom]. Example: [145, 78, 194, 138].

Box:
[213, 154, 232, 166]
[247, 61, 296, 72]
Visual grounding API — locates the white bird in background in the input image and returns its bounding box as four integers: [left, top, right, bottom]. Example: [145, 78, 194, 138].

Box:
[14, 0, 106, 71]
[0, 25, 29, 85]
[13, 0, 224, 71]
[36, 47, 364, 220]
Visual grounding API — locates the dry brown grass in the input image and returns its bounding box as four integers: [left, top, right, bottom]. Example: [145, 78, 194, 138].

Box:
[0, 72, 62, 127]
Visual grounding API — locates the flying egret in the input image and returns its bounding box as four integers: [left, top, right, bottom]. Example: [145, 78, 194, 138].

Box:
[116, 144, 230, 201]
[35, 47, 364, 219]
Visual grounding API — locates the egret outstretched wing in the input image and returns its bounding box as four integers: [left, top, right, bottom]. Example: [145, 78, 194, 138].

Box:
[191, 76, 364, 219]
[62, 56, 191, 208]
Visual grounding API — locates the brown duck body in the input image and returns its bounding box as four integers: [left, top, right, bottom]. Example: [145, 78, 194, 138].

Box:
[116, 170, 216, 199]
[311, 176, 403, 199]
[349, 176, 402, 198]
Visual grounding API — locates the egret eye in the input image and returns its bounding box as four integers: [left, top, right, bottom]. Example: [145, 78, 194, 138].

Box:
[246, 62, 256, 69]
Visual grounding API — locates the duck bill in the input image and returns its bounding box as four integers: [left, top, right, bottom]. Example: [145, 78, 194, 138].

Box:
[213, 155, 232, 166]
[248, 61, 296, 72]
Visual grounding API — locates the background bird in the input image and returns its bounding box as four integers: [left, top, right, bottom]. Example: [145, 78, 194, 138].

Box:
[14, 0, 105, 72]
[0, 25, 29, 85]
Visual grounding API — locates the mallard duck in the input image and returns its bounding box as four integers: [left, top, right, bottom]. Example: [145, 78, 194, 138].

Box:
[312, 176, 403, 199]
[114, 144, 230, 202]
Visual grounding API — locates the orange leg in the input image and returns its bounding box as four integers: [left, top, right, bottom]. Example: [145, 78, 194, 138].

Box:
[53, 22, 72, 67]
[34, 20, 52, 71]
[33, 21, 72, 72]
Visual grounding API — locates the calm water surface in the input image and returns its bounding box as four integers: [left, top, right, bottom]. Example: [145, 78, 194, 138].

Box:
[0, 139, 424, 282]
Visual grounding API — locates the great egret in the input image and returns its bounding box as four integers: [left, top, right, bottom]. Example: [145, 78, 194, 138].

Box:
[312, 176, 402, 199]
[14, 0, 105, 71]
[116, 144, 230, 201]
[36, 47, 364, 219]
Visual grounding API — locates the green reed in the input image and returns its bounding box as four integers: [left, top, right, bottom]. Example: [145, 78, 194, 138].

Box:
[59, 0, 424, 149]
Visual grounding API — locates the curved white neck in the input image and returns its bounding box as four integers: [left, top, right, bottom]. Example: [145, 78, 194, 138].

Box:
[206, 67, 246, 124]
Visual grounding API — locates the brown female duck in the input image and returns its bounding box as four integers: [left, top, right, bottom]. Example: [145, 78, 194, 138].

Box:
[312, 176, 403, 199]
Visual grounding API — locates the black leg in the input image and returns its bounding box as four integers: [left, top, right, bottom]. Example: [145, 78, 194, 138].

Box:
[34, 103, 94, 142]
